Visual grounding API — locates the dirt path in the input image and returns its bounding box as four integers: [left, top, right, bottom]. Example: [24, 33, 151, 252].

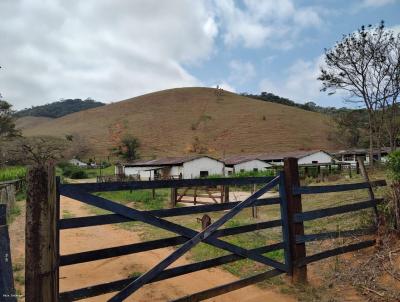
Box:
[60, 197, 296, 302]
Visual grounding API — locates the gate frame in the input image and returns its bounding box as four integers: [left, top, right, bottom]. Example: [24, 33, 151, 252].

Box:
[23, 158, 387, 302]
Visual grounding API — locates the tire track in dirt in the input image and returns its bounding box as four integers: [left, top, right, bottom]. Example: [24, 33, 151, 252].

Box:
[60, 197, 296, 302]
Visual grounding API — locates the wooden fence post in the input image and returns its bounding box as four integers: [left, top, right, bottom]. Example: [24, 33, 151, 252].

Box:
[25, 164, 58, 302]
[251, 184, 258, 218]
[283, 157, 307, 283]
[223, 186, 229, 203]
[0, 204, 16, 302]
[170, 188, 177, 208]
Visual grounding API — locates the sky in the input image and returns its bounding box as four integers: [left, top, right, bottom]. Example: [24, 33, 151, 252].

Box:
[0, 0, 399, 110]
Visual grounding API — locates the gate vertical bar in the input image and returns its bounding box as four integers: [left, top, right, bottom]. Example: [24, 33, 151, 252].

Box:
[283, 157, 307, 283]
[0, 205, 17, 302]
[278, 171, 292, 272]
[56, 176, 61, 300]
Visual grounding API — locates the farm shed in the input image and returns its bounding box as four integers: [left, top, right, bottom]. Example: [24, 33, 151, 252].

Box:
[257, 150, 334, 166]
[69, 158, 88, 167]
[117, 155, 225, 180]
[332, 147, 391, 167]
[223, 155, 273, 175]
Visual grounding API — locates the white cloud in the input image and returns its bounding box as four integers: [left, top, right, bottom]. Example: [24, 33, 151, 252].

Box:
[259, 56, 325, 103]
[229, 60, 256, 84]
[215, 82, 236, 93]
[361, 0, 396, 7]
[0, 0, 218, 109]
[213, 0, 322, 49]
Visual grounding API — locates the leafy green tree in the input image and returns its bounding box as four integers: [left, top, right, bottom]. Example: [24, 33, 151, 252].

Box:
[114, 135, 140, 161]
[0, 100, 19, 139]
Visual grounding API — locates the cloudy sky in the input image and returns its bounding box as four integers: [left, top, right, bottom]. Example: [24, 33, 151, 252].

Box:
[1, 0, 399, 110]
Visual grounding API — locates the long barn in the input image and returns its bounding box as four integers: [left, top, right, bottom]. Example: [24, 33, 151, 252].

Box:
[116, 156, 225, 180]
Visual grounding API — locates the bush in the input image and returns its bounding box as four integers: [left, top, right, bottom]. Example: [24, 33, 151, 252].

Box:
[70, 170, 88, 179]
[231, 169, 275, 178]
[60, 163, 88, 179]
[0, 166, 26, 182]
[387, 150, 400, 181]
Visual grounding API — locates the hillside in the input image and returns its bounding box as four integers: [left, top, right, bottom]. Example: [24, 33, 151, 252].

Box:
[15, 98, 105, 118]
[15, 116, 53, 130]
[18, 87, 339, 159]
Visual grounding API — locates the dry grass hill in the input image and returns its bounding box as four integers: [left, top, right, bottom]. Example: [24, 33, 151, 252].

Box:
[17, 87, 339, 159]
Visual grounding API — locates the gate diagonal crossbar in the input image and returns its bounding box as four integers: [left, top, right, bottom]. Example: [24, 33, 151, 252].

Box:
[58, 175, 291, 301]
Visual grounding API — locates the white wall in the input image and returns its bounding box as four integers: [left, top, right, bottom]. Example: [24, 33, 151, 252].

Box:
[233, 160, 272, 173]
[182, 157, 224, 178]
[298, 151, 333, 165]
[69, 159, 87, 167]
[124, 166, 161, 180]
[170, 166, 183, 178]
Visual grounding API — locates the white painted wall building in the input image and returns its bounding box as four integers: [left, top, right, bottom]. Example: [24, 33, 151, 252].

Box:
[182, 157, 224, 178]
[259, 150, 334, 166]
[69, 158, 88, 167]
[297, 151, 333, 165]
[118, 156, 224, 180]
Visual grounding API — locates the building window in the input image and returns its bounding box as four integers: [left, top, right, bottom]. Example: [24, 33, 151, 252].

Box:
[200, 171, 209, 178]
[228, 171, 233, 175]
[253, 168, 258, 172]
[312, 161, 318, 164]
[344, 154, 354, 161]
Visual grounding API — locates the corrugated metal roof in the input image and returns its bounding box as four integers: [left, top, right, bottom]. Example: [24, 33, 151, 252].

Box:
[257, 150, 326, 161]
[122, 155, 221, 167]
[332, 147, 392, 155]
[223, 150, 330, 164]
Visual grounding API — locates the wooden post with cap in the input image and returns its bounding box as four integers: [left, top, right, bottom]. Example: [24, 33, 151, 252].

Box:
[25, 163, 58, 302]
[283, 157, 307, 283]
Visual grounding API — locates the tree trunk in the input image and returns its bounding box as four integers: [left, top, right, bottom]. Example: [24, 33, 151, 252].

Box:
[392, 181, 400, 230]
[369, 124, 374, 167]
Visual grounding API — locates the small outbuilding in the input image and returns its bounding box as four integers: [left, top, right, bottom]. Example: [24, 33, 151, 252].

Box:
[332, 148, 391, 167]
[257, 150, 334, 166]
[69, 158, 88, 167]
[223, 155, 273, 175]
[117, 155, 225, 180]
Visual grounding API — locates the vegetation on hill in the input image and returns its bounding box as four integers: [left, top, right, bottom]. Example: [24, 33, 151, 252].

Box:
[242, 91, 347, 115]
[15, 98, 105, 118]
[18, 87, 339, 159]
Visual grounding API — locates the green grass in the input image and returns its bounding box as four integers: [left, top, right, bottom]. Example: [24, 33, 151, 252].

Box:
[13, 260, 24, 286]
[62, 210, 76, 219]
[0, 166, 26, 182]
[94, 189, 169, 210]
[85, 165, 115, 178]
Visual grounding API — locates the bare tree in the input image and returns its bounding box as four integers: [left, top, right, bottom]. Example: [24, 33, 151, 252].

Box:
[382, 34, 400, 151]
[65, 133, 90, 160]
[319, 21, 400, 164]
[10, 136, 68, 166]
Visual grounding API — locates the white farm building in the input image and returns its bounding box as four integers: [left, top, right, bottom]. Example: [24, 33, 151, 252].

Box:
[257, 150, 334, 166]
[223, 155, 273, 175]
[69, 158, 88, 167]
[117, 156, 225, 180]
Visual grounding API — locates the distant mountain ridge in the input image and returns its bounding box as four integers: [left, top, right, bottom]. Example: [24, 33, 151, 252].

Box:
[15, 98, 105, 118]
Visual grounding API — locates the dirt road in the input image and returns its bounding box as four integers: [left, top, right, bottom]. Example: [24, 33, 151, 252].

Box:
[59, 196, 296, 302]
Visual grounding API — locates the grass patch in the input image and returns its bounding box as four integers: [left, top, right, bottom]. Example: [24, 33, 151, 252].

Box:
[8, 202, 22, 224]
[0, 166, 26, 182]
[13, 259, 25, 286]
[62, 210, 76, 219]
[94, 189, 169, 211]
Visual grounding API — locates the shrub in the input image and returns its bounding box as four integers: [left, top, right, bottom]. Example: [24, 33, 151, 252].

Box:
[70, 170, 88, 179]
[0, 166, 26, 182]
[387, 150, 400, 181]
